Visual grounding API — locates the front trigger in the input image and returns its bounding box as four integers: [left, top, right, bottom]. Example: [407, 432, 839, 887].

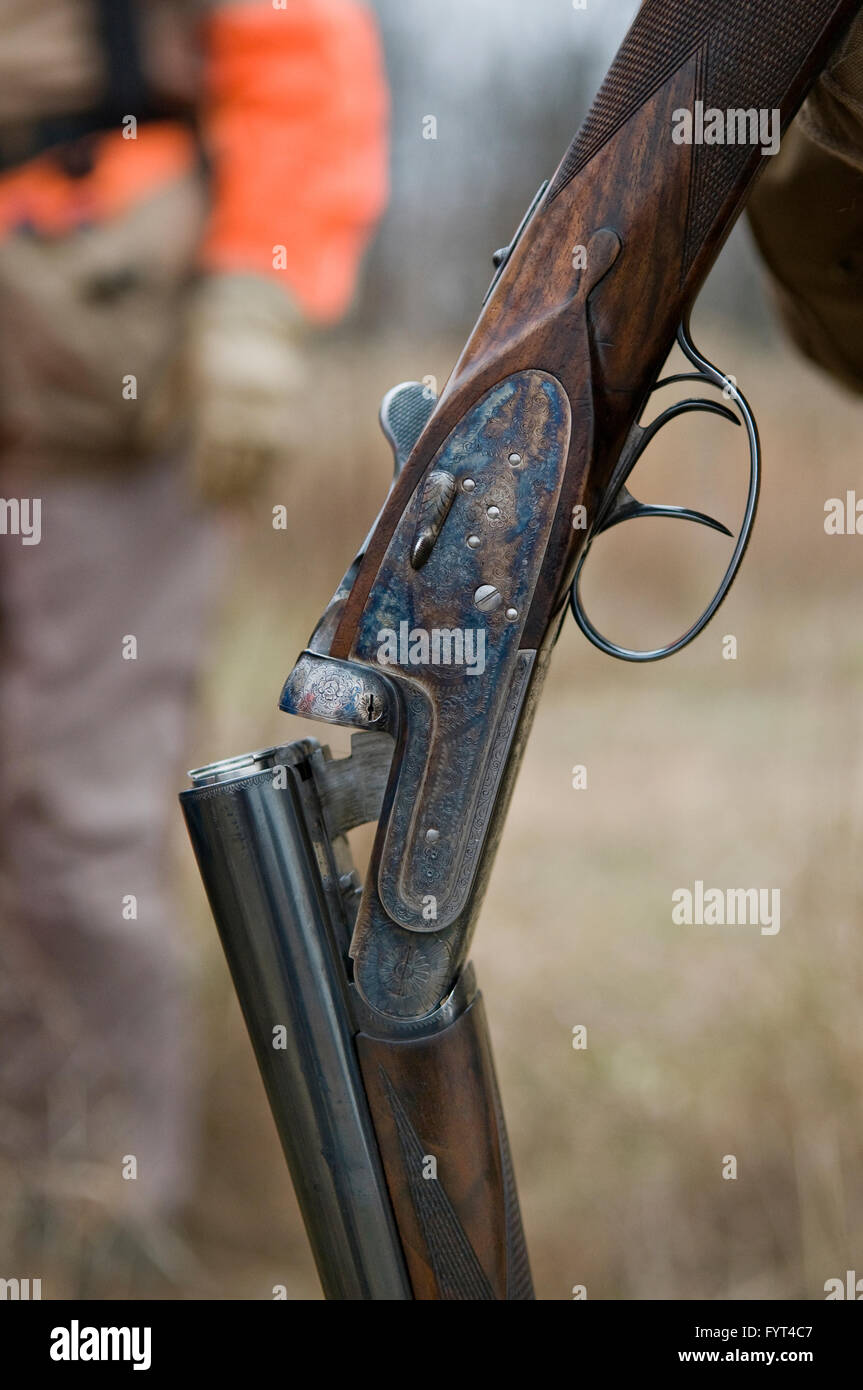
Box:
[596, 483, 733, 538]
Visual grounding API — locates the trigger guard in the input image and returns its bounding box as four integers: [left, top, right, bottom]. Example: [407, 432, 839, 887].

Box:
[569, 320, 760, 664]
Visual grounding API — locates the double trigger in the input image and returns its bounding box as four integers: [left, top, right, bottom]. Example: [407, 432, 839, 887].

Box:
[570, 321, 761, 663]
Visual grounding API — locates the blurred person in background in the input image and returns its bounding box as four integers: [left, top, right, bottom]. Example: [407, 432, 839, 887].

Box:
[748, 13, 863, 392]
[0, 0, 387, 1293]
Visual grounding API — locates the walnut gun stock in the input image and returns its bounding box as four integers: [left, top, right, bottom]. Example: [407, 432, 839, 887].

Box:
[183, 0, 861, 1300]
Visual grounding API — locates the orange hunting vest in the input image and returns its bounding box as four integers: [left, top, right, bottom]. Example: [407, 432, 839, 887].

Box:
[0, 0, 389, 322]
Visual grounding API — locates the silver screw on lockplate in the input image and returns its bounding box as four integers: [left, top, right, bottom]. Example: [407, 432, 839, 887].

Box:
[425, 827, 440, 843]
[475, 584, 502, 612]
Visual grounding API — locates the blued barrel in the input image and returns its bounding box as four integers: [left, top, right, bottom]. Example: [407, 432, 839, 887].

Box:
[180, 740, 411, 1301]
